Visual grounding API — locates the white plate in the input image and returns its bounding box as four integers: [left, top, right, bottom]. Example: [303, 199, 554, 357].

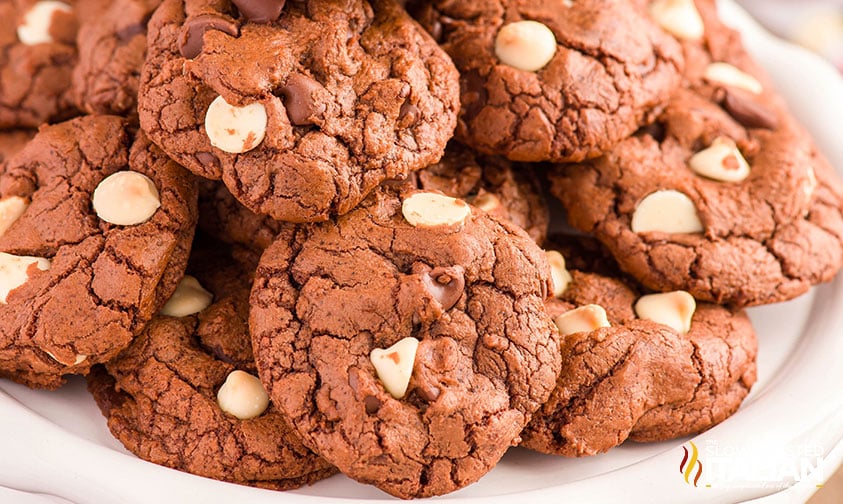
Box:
[2, 1, 843, 502]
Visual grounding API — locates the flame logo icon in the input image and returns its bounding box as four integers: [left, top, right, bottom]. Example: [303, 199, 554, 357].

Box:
[679, 441, 703, 487]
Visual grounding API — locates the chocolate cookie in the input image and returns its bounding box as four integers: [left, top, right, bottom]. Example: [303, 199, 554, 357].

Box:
[410, 0, 683, 162]
[200, 141, 549, 254]
[0, 130, 34, 165]
[139, 0, 460, 223]
[393, 141, 549, 244]
[521, 238, 757, 456]
[72, 0, 160, 118]
[87, 241, 336, 489]
[250, 189, 560, 498]
[0, 0, 80, 128]
[198, 180, 285, 255]
[549, 2, 843, 307]
[0, 115, 197, 389]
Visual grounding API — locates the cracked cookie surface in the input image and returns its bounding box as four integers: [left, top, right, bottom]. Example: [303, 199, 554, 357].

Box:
[0, 0, 80, 128]
[200, 140, 549, 255]
[521, 237, 757, 456]
[250, 189, 560, 498]
[549, 1, 843, 307]
[139, 0, 460, 223]
[0, 115, 197, 389]
[72, 0, 160, 118]
[410, 0, 683, 162]
[390, 141, 549, 244]
[87, 241, 336, 489]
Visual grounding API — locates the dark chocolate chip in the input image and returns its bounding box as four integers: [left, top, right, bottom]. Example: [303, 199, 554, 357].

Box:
[196, 151, 222, 170]
[722, 90, 779, 130]
[115, 23, 146, 45]
[422, 266, 465, 311]
[417, 384, 440, 402]
[364, 395, 381, 414]
[178, 14, 239, 59]
[232, 0, 285, 23]
[279, 74, 327, 126]
[398, 102, 420, 128]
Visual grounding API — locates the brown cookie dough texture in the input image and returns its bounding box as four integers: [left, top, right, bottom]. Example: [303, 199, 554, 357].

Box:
[198, 180, 286, 254]
[200, 140, 550, 253]
[0, 130, 34, 165]
[87, 243, 336, 489]
[139, 0, 460, 223]
[549, 2, 843, 307]
[411, 0, 683, 162]
[250, 190, 560, 498]
[0, 115, 197, 389]
[0, 0, 81, 128]
[72, 0, 161, 117]
[521, 241, 757, 456]
[393, 141, 549, 244]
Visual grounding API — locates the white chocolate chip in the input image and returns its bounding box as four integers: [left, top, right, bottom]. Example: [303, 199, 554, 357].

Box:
[45, 351, 87, 367]
[0, 196, 28, 236]
[649, 0, 704, 41]
[545, 250, 573, 298]
[92, 171, 161, 226]
[217, 370, 270, 420]
[688, 137, 751, 183]
[401, 192, 470, 228]
[495, 20, 558, 72]
[16, 1, 72, 46]
[703, 62, 763, 95]
[631, 190, 703, 234]
[634, 290, 696, 334]
[472, 192, 502, 213]
[553, 304, 610, 337]
[0, 252, 50, 304]
[804, 166, 817, 202]
[160, 275, 213, 317]
[370, 337, 419, 399]
[204, 95, 267, 154]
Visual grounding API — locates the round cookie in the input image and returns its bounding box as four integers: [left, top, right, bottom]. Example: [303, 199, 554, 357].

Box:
[199, 141, 549, 254]
[72, 0, 161, 118]
[0, 0, 80, 128]
[0, 115, 197, 389]
[198, 180, 285, 255]
[520, 238, 758, 456]
[87, 241, 336, 489]
[139, 0, 460, 223]
[549, 3, 843, 307]
[409, 0, 684, 162]
[395, 141, 549, 244]
[250, 189, 561, 498]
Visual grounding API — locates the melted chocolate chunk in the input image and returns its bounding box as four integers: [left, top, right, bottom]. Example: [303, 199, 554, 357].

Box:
[722, 90, 779, 130]
[232, 0, 285, 23]
[178, 13, 239, 59]
[279, 74, 327, 126]
[195, 151, 222, 171]
[422, 266, 465, 311]
[364, 395, 381, 414]
[398, 101, 420, 128]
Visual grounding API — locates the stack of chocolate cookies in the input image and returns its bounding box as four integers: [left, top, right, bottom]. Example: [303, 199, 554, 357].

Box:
[0, 0, 841, 498]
